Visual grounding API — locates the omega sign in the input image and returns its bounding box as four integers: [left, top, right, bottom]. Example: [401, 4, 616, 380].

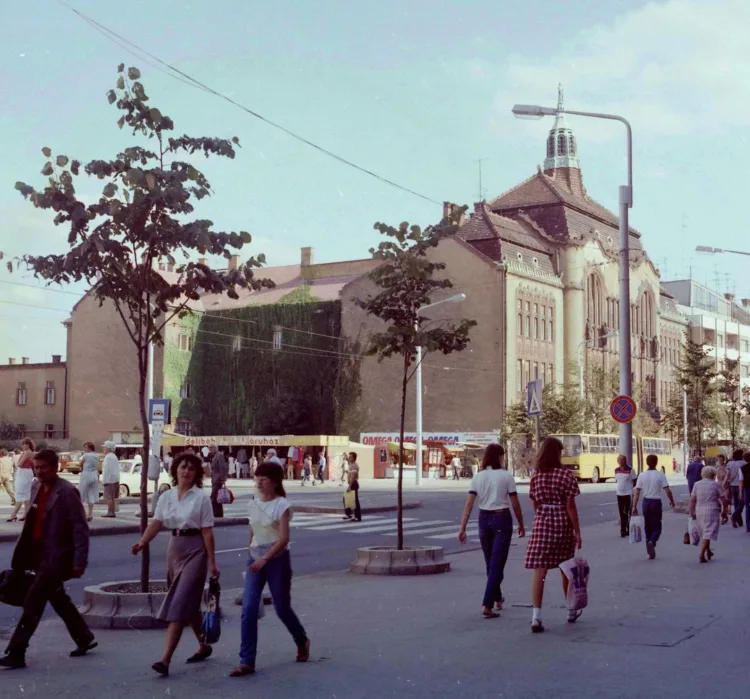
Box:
[360, 433, 461, 446]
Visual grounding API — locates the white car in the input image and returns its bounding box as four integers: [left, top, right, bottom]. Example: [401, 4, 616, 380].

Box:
[113, 459, 172, 498]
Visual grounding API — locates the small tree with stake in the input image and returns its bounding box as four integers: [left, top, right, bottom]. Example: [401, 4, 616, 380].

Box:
[357, 211, 475, 549]
[9, 66, 272, 591]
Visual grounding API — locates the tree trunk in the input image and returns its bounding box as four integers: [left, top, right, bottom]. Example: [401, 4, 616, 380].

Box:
[138, 344, 151, 593]
[397, 353, 409, 551]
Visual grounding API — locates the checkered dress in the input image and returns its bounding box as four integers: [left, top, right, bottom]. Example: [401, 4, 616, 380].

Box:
[524, 467, 580, 570]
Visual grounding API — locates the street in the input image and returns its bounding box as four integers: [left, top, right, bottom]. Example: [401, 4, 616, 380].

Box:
[0, 478, 688, 637]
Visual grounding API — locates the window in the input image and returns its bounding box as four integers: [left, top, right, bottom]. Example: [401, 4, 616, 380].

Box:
[542, 317, 547, 341]
[525, 316, 531, 337]
[517, 360, 523, 392]
[557, 133, 568, 156]
[534, 318, 539, 339]
[546, 364, 553, 386]
[586, 273, 604, 327]
[176, 419, 193, 436]
[533, 304, 538, 316]
[518, 313, 524, 336]
[549, 320, 554, 341]
[533, 362, 539, 380]
[17, 424, 26, 437]
[569, 134, 577, 155]
[16, 383, 27, 406]
[525, 360, 531, 386]
[717, 335, 724, 349]
[179, 381, 191, 399]
[177, 333, 193, 351]
[45, 381, 56, 405]
[525, 301, 531, 313]
[272, 326, 282, 350]
[45, 424, 54, 438]
[547, 134, 555, 158]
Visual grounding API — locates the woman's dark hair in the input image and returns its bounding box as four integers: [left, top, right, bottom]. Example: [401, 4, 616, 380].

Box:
[254, 461, 286, 497]
[84, 441, 95, 451]
[733, 449, 744, 461]
[535, 437, 564, 473]
[170, 452, 204, 488]
[482, 443, 506, 470]
[21, 438, 35, 451]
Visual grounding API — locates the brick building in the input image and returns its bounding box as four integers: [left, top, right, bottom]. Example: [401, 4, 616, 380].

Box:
[340, 87, 688, 435]
[0, 356, 67, 444]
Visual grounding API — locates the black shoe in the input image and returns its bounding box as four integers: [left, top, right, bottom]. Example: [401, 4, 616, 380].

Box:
[0, 654, 26, 669]
[186, 646, 213, 664]
[152, 661, 169, 676]
[70, 640, 98, 658]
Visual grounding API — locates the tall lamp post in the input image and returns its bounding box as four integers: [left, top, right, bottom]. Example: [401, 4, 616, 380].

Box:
[512, 102, 634, 457]
[415, 292, 466, 486]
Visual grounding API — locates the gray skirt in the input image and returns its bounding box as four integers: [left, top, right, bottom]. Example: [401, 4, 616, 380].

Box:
[157, 534, 208, 623]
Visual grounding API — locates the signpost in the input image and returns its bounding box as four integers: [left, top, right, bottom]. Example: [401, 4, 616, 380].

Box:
[609, 394, 637, 424]
[526, 379, 543, 449]
[147, 399, 171, 515]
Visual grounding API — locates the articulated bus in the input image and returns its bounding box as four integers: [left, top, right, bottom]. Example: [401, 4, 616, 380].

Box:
[550, 434, 672, 483]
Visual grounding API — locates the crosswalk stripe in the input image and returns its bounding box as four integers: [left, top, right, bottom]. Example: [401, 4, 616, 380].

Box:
[303, 516, 411, 532]
[426, 529, 478, 540]
[351, 519, 451, 534]
[291, 515, 388, 530]
[382, 523, 458, 536]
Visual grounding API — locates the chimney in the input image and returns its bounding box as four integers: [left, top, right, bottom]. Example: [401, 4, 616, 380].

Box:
[52, 355, 62, 364]
[443, 201, 465, 225]
[197, 257, 207, 266]
[742, 299, 750, 308]
[21, 357, 29, 364]
[301, 247, 314, 267]
[228, 254, 240, 271]
[725, 292, 736, 302]
[8, 358, 15, 365]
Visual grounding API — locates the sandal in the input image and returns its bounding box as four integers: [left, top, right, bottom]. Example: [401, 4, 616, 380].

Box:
[229, 664, 255, 677]
[186, 646, 213, 664]
[482, 607, 499, 618]
[296, 639, 310, 662]
[567, 609, 583, 624]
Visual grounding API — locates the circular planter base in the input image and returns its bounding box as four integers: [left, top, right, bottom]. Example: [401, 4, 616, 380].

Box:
[79, 580, 169, 630]
[350, 546, 450, 576]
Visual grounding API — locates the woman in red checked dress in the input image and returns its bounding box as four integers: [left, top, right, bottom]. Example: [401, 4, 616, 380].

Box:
[524, 437, 582, 633]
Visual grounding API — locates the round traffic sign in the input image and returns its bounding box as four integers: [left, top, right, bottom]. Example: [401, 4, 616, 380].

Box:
[609, 395, 637, 424]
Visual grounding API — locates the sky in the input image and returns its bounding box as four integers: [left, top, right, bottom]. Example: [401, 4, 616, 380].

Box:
[2, 0, 749, 363]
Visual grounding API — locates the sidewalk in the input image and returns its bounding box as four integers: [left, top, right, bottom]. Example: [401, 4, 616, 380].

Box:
[2, 509, 748, 698]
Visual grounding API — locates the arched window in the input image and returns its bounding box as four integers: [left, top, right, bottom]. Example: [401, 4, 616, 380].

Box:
[549, 319, 554, 341]
[586, 274, 604, 327]
[640, 291, 655, 338]
[569, 134, 577, 155]
[525, 315, 531, 337]
[557, 133, 568, 156]
[534, 317, 539, 339]
[547, 134, 555, 158]
[518, 313, 523, 336]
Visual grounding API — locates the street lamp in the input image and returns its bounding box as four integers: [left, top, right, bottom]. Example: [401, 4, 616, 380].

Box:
[415, 292, 466, 486]
[512, 101, 634, 458]
[577, 331, 619, 399]
[696, 245, 750, 257]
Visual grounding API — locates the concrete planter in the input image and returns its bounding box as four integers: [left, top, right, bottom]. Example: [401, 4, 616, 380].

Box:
[350, 546, 450, 576]
[79, 581, 169, 630]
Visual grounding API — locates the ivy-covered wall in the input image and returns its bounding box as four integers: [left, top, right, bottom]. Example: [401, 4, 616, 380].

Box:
[163, 296, 361, 436]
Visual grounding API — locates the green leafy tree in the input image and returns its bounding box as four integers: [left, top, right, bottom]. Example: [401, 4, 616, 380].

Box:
[718, 357, 743, 449]
[10, 65, 272, 591]
[0, 418, 22, 449]
[358, 211, 475, 549]
[674, 336, 717, 455]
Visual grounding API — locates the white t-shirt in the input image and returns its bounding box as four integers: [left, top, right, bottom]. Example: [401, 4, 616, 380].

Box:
[615, 468, 637, 496]
[451, 457, 461, 469]
[635, 469, 669, 500]
[102, 453, 120, 484]
[249, 496, 291, 550]
[469, 468, 517, 511]
[154, 486, 214, 530]
[727, 461, 743, 487]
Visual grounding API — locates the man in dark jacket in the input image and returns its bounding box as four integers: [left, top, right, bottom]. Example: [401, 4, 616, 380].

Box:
[1, 449, 96, 669]
[209, 445, 228, 518]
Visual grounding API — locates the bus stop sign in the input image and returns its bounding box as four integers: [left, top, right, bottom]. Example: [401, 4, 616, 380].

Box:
[610, 395, 637, 424]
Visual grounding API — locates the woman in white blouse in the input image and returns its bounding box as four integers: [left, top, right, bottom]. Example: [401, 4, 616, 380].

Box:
[132, 452, 219, 677]
[230, 461, 310, 677]
[458, 444, 526, 618]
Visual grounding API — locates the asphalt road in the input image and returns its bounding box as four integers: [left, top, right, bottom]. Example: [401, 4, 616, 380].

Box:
[0, 481, 688, 637]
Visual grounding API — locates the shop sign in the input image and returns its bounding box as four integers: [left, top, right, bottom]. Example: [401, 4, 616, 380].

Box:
[360, 432, 461, 446]
[184, 435, 280, 447]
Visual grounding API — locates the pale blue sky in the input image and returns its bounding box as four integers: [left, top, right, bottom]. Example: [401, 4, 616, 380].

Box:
[2, 0, 749, 362]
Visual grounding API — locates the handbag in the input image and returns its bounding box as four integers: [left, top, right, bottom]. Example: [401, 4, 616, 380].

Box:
[689, 518, 701, 545]
[629, 516, 644, 544]
[0, 569, 36, 607]
[559, 554, 589, 613]
[217, 487, 234, 505]
[343, 490, 356, 510]
[200, 576, 221, 644]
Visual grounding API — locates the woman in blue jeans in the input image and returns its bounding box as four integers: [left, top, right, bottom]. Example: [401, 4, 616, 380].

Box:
[230, 462, 309, 677]
[458, 444, 526, 618]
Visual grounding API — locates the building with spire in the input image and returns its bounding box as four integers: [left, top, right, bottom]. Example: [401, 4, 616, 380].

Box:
[341, 86, 688, 437]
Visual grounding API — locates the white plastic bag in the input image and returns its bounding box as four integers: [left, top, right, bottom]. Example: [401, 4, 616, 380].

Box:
[559, 554, 589, 613]
[629, 516, 644, 544]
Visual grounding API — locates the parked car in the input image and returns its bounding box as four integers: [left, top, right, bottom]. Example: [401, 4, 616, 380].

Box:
[112, 459, 172, 499]
[59, 451, 84, 473]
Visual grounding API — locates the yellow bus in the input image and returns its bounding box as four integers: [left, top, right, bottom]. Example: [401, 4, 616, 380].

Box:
[550, 434, 672, 483]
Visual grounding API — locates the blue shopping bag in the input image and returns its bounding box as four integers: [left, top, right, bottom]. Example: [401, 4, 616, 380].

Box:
[200, 577, 221, 644]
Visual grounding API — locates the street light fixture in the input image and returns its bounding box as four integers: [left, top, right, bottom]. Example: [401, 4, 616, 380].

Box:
[695, 245, 750, 257]
[512, 101, 634, 458]
[415, 292, 466, 486]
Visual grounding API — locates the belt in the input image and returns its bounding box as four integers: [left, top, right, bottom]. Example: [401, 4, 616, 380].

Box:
[480, 508, 510, 514]
[171, 528, 201, 537]
[541, 503, 563, 508]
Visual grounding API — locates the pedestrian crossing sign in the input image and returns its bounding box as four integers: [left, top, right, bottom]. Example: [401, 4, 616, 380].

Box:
[526, 379, 543, 416]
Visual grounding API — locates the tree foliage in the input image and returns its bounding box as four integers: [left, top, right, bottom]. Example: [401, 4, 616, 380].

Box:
[718, 357, 744, 449]
[358, 209, 476, 549]
[11, 65, 273, 590]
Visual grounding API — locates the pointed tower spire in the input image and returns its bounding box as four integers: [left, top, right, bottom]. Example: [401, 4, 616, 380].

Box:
[543, 84, 584, 196]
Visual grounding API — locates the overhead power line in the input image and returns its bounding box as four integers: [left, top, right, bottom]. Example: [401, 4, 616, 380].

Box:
[57, 1, 442, 206]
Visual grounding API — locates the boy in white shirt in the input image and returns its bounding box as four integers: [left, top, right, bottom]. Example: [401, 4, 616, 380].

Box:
[614, 455, 637, 538]
[632, 454, 676, 560]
